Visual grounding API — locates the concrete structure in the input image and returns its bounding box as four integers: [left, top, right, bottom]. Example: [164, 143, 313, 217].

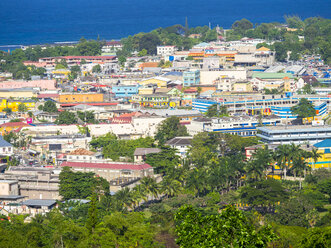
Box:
[183, 70, 200, 86]
[61, 161, 154, 182]
[0, 167, 60, 200]
[0, 180, 19, 195]
[157, 46, 177, 56]
[257, 125, 331, 145]
[200, 69, 247, 84]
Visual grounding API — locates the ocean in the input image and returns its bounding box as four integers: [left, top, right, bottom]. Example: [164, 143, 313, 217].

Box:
[0, 0, 330, 47]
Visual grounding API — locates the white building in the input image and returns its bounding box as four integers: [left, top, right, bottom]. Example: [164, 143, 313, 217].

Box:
[165, 137, 192, 157]
[0, 136, 14, 156]
[200, 69, 247, 85]
[257, 125, 331, 145]
[157, 46, 177, 56]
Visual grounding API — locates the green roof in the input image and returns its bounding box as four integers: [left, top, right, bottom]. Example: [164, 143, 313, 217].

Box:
[252, 72, 294, 79]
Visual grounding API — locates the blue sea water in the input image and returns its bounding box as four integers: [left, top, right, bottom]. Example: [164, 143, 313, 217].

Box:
[0, 0, 330, 46]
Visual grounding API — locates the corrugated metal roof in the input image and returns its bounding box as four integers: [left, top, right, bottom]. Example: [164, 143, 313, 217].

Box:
[61, 161, 152, 170]
[0, 136, 13, 147]
[22, 199, 57, 207]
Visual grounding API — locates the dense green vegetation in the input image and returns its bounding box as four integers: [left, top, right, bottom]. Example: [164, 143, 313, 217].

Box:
[1, 121, 331, 246]
[227, 17, 331, 64]
[90, 133, 155, 161]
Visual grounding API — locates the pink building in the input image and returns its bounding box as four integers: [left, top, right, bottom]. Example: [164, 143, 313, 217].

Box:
[39, 56, 117, 66]
[23, 61, 49, 68]
[0, 80, 56, 90]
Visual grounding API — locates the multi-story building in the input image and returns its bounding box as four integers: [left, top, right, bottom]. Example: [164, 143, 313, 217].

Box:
[102, 41, 123, 53]
[112, 85, 139, 98]
[192, 94, 329, 119]
[39, 56, 117, 66]
[183, 70, 200, 86]
[187, 115, 281, 136]
[257, 125, 331, 145]
[61, 161, 154, 182]
[157, 46, 177, 56]
[0, 167, 60, 200]
[131, 94, 170, 107]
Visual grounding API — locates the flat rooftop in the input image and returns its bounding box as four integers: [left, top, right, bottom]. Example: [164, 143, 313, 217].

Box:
[257, 125, 331, 133]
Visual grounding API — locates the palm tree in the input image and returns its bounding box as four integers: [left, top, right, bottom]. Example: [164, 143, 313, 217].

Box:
[140, 176, 159, 201]
[115, 188, 131, 209]
[247, 146, 273, 181]
[274, 144, 291, 179]
[160, 179, 182, 198]
[291, 157, 309, 189]
[310, 148, 322, 170]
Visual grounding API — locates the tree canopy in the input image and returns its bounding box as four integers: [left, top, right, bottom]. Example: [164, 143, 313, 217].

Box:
[155, 117, 188, 145]
[291, 98, 316, 120]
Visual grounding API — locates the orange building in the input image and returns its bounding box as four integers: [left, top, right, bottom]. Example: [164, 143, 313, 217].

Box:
[59, 93, 104, 103]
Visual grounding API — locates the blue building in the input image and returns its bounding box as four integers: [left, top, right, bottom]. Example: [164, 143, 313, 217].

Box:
[270, 102, 327, 120]
[112, 85, 139, 98]
[193, 96, 329, 119]
[183, 70, 200, 86]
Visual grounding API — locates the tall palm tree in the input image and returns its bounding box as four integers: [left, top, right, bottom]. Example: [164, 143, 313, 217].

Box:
[275, 144, 291, 179]
[115, 188, 131, 209]
[310, 148, 322, 170]
[291, 157, 309, 189]
[161, 179, 182, 198]
[140, 176, 159, 201]
[247, 146, 273, 181]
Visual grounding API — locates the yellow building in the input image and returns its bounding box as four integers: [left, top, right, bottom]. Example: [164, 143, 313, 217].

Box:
[131, 94, 170, 107]
[52, 69, 71, 79]
[138, 87, 154, 95]
[0, 89, 37, 98]
[306, 139, 331, 169]
[139, 77, 170, 88]
[233, 82, 253, 92]
[0, 122, 30, 135]
[59, 93, 104, 103]
[0, 99, 36, 112]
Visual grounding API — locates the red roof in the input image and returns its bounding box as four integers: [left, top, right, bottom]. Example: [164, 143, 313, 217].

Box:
[0, 122, 30, 128]
[61, 161, 152, 170]
[38, 94, 59, 98]
[110, 117, 132, 124]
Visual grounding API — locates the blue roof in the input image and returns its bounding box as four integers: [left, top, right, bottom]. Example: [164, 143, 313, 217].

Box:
[314, 139, 331, 148]
[0, 136, 13, 147]
[164, 71, 183, 76]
